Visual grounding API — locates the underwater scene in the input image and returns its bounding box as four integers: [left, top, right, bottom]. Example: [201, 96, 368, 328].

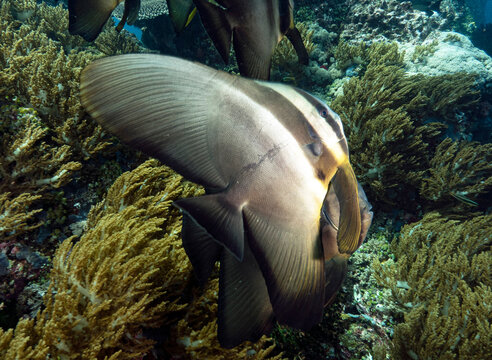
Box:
[0, 0, 491, 359]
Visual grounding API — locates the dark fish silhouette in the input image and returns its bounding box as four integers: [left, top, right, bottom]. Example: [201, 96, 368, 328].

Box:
[80, 54, 361, 347]
[192, 0, 309, 79]
[68, 0, 141, 41]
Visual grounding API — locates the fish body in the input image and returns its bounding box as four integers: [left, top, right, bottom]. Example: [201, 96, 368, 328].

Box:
[68, 0, 140, 41]
[80, 54, 361, 347]
[192, 0, 309, 79]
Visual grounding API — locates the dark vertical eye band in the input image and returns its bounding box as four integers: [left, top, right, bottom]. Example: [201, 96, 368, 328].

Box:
[294, 88, 344, 140]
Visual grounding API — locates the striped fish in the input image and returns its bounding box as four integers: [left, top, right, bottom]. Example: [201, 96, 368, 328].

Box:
[80, 54, 362, 348]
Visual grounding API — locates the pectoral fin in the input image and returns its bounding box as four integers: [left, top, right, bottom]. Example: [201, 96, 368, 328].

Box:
[175, 194, 244, 261]
[332, 162, 361, 255]
[181, 213, 221, 284]
[232, 29, 273, 80]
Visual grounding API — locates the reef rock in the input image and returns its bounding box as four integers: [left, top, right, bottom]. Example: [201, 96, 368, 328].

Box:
[400, 31, 492, 91]
[341, 0, 446, 43]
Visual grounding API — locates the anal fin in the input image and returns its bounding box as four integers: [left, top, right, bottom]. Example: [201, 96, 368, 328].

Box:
[243, 207, 324, 330]
[233, 29, 272, 80]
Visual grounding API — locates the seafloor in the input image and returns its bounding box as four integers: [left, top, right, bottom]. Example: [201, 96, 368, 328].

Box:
[0, 0, 491, 359]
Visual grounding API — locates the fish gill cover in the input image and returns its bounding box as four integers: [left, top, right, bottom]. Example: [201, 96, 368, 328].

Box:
[0, 0, 491, 359]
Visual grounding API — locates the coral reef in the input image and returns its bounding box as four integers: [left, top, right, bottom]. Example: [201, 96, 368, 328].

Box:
[329, 41, 484, 208]
[420, 138, 492, 213]
[373, 212, 492, 359]
[0, 160, 282, 359]
[340, 0, 446, 44]
[1, 1, 103, 161]
[0, 102, 81, 196]
[271, 22, 317, 84]
[330, 43, 444, 207]
[401, 31, 492, 93]
[114, 0, 169, 20]
[0, 0, 148, 328]
[0, 193, 42, 242]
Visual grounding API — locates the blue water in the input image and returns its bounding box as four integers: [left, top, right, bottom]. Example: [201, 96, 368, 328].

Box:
[485, 0, 492, 24]
[112, 16, 142, 40]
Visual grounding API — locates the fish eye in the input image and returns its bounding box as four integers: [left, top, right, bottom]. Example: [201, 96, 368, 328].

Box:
[319, 107, 328, 118]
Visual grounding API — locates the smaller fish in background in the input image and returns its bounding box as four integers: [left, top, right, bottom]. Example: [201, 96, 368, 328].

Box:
[321, 181, 373, 305]
[68, 0, 141, 41]
[450, 191, 479, 206]
[191, 0, 309, 79]
[167, 0, 197, 32]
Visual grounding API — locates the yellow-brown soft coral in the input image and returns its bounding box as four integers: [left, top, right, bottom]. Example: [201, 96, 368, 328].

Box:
[0, 104, 81, 195]
[0, 192, 42, 241]
[0, 160, 200, 359]
[0, 0, 146, 161]
[420, 138, 492, 213]
[373, 212, 491, 359]
[0, 160, 282, 359]
[330, 42, 481, 208]
[330, 43, 444, 206]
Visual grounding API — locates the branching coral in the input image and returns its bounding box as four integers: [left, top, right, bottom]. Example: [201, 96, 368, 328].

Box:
[0, 160, 199, 359]
[0, 160, 282, 359]
[372, 212, 492, 359]
[330, 41, 481, 208]
[9, 0, 36, 21]
[330, 43, 444, 206]
[0, 102, 82, 195]
[166, 278, 282, 359]
[0, 193, 42, 241]
[0, 0, 146, 162]
[0, 4, 105, 160]
[420, 138, 492, 212]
